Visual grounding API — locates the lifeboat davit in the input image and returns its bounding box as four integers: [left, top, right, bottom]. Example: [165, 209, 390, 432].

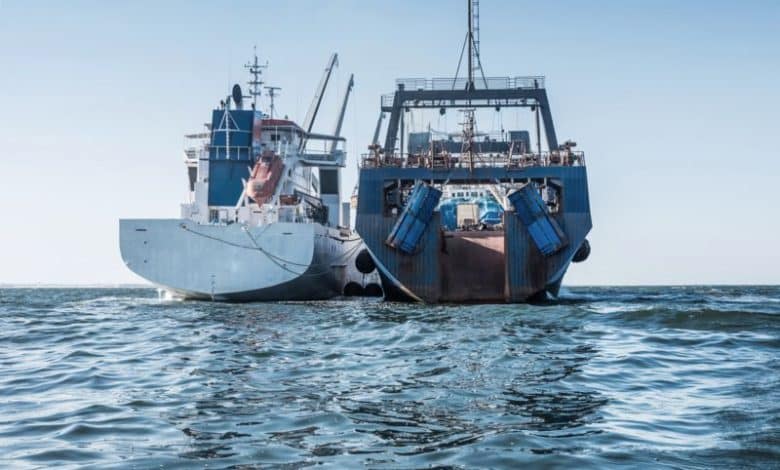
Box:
[246, 152, 284, 206]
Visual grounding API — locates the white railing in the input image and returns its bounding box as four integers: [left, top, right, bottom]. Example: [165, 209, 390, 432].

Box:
[394, 76, 545, 91]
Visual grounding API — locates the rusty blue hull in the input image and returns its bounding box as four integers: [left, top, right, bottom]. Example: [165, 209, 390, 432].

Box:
[356, 165, 591, 303]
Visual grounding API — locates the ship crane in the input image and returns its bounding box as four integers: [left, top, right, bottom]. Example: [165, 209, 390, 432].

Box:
[371, 112, 385, 146]
[293, 54, 354, 228]
[317, 73, 354, 228]
[330, 74, 354, 155]
[300, 53, 339, 151]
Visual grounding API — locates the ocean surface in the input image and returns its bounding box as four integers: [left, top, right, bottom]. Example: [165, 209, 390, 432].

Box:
[0, 286, 778, 469]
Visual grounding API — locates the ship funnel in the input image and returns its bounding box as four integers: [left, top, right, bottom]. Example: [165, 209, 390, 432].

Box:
[232, 84, 243, 110]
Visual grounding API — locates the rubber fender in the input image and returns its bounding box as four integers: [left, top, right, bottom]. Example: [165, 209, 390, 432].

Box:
[364, 283, 384, 297]
[355, 249, 376, 274]
[572, 239, 590, 263]
[343, 282, 365, 296]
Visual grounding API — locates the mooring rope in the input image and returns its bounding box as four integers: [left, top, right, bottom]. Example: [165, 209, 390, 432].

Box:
[178, 223, 363, 279]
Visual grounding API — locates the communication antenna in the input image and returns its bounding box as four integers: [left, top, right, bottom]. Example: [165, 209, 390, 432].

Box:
[244, 46, 268, 110]
[453, 0, 488, 90]
[264, 86, 281, 119]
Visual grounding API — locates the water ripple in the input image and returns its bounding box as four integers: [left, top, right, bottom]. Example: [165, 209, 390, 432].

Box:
[0, 286, 778, 468]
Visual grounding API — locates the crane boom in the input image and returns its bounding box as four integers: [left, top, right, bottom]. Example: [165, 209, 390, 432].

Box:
[371, 111, 385, 145]
[330, 74, 354, 154]
[301, 53, 338, 150]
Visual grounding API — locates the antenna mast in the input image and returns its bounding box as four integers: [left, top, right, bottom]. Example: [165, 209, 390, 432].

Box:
[455, 0, 488, 90]
[245, 46, 267, 110]
[467, 0, 474, 90]
[472, 0, 483, 83]
[265, 86, 281, 119]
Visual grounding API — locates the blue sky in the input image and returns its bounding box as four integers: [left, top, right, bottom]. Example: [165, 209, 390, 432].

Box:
[0, 0, 778, 285]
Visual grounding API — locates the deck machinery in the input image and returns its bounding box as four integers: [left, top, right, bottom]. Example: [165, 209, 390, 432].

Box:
[355, 1, 592, 303]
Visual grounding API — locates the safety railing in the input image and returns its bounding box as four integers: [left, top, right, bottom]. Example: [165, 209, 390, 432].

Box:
[360, 150, 585, 169]
[394, 76, 545, 91]
[381, 76, 546, 108]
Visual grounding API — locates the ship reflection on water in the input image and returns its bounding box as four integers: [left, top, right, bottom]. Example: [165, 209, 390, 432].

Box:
[166, 300, 609, 464]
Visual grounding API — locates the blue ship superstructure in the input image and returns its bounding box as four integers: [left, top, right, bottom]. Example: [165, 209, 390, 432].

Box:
[354, 1, 592, 303]
[205, 108, 256, 208]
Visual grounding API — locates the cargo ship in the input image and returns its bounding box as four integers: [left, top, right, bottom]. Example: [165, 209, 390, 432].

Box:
[355, 1, 592, 303]
[120, 52, 380, 301]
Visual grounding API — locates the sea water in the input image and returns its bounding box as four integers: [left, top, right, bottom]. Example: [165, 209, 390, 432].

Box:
[0, 286, 778, 468]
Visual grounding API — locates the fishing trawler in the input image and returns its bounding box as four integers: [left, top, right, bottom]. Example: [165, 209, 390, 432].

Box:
[120, 52, 379, 301]
[355, 1, 592, 303]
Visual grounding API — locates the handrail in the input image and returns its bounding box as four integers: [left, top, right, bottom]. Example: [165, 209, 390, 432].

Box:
[394, 76, 545, 91]
[360, 150, 585, 169]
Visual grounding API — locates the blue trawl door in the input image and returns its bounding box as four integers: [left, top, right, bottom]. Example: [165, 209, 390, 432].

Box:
[508, 184, 568, 256]
[386, 182, 442, 255]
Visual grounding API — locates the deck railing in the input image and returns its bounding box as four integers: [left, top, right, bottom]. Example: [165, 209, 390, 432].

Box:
[394, 76, 545, 92]
[360, 151, 585, 170]
[381, 76, 546, 108]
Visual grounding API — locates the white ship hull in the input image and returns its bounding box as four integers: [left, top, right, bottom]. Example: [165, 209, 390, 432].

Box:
[119, 219, 360, 301]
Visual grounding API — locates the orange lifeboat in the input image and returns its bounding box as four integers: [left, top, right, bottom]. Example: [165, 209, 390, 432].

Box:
[246, 152, 284, 206]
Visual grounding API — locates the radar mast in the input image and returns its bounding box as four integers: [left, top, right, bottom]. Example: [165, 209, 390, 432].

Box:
[244, 46, 268, 110]
[264, 86, 281, 119]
